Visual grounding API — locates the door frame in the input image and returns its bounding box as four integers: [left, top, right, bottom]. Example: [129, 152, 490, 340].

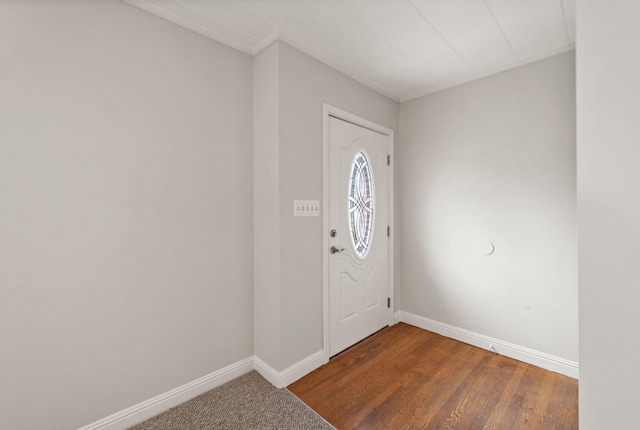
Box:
[322, 103, 395, 363]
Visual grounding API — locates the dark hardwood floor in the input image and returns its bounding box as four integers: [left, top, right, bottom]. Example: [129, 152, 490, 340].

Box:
[288, 323, 578, 430]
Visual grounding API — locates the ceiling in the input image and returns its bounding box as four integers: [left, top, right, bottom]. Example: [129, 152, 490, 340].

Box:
[123, 0, 575, 102]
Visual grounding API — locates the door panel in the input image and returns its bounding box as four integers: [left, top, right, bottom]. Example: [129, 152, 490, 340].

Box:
[328, 116, 390, 356]
[340, 273, 358, 321]
[365, 264, 380, 310]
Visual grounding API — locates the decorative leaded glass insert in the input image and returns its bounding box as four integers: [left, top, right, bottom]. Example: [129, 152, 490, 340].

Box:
[348, 151, 375, 259]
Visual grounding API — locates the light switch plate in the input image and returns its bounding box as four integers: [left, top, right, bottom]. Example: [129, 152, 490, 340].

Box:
[294, 200, 320, 217]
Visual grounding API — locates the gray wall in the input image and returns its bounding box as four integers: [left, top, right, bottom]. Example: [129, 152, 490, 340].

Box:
[254, 40, 399, 372]
[0, 2, 254, 429]
[254, 41, 281, 370]
[577, 1, 640, 427]
[399, 52, 577, 362]
[278, 41, 399, 367]
[1, 0, 588, 428]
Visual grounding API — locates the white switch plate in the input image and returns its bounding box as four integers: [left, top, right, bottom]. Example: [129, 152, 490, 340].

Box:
[294, 200, 320, 217]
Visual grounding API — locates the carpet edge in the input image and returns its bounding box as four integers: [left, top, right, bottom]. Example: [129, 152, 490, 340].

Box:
[76, 357, 254, 430]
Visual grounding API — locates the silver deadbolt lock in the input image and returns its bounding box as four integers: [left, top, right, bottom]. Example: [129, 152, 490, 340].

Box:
[330, 229, 337, 237]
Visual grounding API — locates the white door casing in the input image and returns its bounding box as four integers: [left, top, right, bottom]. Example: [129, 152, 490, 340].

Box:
[323, 105, 394, 358]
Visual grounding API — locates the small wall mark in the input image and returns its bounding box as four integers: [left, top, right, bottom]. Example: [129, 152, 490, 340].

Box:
[477, 240, 495, 255]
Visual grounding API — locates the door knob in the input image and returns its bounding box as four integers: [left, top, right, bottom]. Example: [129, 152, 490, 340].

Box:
[330, 246, 346, 254]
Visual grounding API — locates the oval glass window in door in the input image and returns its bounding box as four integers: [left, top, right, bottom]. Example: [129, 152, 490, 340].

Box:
[348, 151, 375, 259]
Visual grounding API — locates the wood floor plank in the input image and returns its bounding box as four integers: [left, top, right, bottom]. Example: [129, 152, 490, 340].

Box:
[540, 371, 579, 430]
[327, 328, 441, 428]
[294, 326, 432, 427]
[497, 365, 548, 429]
[404, 348, 487, 429]
[357, 340, 483, 430]
[427, 354, 504, 430]
[288, 323, 578, 430]
[482, 363, 528, 430]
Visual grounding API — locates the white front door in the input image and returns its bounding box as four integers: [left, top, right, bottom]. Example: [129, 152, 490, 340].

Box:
[328, 115, 391, 356]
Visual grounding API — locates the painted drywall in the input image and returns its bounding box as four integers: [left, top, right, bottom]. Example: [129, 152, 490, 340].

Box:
[399, 52, 577, 362]
[253, 40, 399, 372]
[278, 41, 399, 368]
[577, 1, 640, 427]
[253, 41, 281, 369]
[0, 2, 254, 429]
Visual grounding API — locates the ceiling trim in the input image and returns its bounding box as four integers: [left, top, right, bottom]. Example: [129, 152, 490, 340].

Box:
[121, 0, 254, 55]
[121, 0, 574, 105]
[400, 43, 576, 103]
[252, 32, 279, 56]
[121, 0, 400, 101]
[273, 33, 401, 102]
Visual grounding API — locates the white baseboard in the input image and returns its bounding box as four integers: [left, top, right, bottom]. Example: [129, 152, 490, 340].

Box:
[396, 311, 579, 379]
[254, 350, 326, 389]
[77, 357, 254, 430]
[79, 316, 575, 430]
[393, 311, 402, 324]
[78, 350, 327, 430]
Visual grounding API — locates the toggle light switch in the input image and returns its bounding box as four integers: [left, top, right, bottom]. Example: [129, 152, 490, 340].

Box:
[294, 200, 320, 217]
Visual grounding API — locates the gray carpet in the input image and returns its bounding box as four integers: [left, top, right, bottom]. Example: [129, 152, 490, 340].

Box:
[129, 371, 335, 430]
